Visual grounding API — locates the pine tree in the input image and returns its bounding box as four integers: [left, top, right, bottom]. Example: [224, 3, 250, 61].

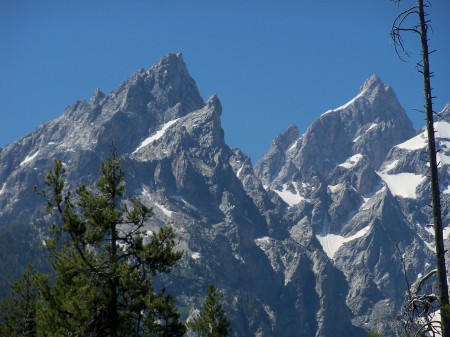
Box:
[0, 265, 41, 337]
[189, 284, 231, 337]
[35, 148, 185, 336]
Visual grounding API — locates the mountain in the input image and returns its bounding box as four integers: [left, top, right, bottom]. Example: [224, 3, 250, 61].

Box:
[1, 53, 449, 336]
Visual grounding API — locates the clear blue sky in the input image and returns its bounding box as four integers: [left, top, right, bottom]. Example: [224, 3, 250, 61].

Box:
[1, 0, 449, 162]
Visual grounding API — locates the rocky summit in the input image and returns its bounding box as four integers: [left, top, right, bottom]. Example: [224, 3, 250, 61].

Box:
[1, 53, 449, 336]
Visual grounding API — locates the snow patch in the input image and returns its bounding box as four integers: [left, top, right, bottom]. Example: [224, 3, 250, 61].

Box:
[322, 89, 366, 116]
[273, 183, 304, 207]
[376, 172, 426, 199]
[262, 304, 277, 328]
[443, 185, 450, 194]
[154, 202, 173, 218]
[367, 123, 378, 131]
[236, 165, 244, 178]
[335, 91, 364, 110]
[20, 151, 39, 166]
[353, 135, 361, 143]
[233, 253, 245, 263]
[118, 241, 129, 251]
[139, 186, 152, 202]
[328, 183, 343, 193]
[0, 183, 6, 195]
[429, 309, 441, 337]
[133, 118, 180, 153]
[255, 236, 271, 245]
[437, 152, 450, 166]
[287, 139, 300, 152]
[397, 132, 427, 150]
[397, 122, 450, 152]
[170, 195, 188, 205]
[425, 240, 435, 252]
[360, 185, 386, 209]
[435, 121, 450, 138]
[381, 160, 399, 173]
[425, 225, 450, 240]
[316, 225, 371, 260]
[338, 153, 363, 169]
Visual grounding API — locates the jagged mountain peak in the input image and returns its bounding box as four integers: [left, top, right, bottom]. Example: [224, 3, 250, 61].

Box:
[48, 54, 205, 154]
[143, 53, 194, 94]
[89, 88, 106, 105]
[256, 75, 415, 187]
[152, 52, 185, 70]
[110, 53, 204, 118]
[440, 102, 450, 119]
[274, 123, 299, 148]
[267, 123, 300, 156]
[254, 124, 300, 186]
[359, 74, 382, 92]
[131, 93, 226, 162]
[116, 53, 188, 87]
[3, 55, 450, 337]
[321, 75, 397, 119]
[205, 94, 222, 115]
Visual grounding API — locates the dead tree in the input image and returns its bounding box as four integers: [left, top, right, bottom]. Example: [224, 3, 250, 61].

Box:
[398, 266, 441, 336]
[391, 1, 450, 336]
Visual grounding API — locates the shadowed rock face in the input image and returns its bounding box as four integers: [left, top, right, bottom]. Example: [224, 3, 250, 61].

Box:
[1, 54, 449, 337]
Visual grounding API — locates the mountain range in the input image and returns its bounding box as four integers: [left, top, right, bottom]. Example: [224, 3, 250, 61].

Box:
[1, 53, 450, 336]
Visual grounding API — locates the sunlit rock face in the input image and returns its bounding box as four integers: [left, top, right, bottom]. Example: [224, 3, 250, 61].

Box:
[2, 54, 449, 337]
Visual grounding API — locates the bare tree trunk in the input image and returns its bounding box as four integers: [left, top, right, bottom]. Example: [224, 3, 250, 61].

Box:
[418, 1, 450, 335]
[392, 0, 450, 335]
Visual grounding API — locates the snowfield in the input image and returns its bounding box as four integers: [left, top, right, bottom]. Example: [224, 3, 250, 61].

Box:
[376, 171, 426, 199]
[396, 132, 427, 150]
[273, 183, 305, 207]
[338, 153, 363, 169]
[316, 225, 371, 260]
[397, 121, 450, 151]
[133, 118, 180, 153]
[435, 121, 450, 138]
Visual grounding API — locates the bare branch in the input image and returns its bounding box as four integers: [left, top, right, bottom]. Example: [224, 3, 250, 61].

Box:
[415, 269, 438, 293]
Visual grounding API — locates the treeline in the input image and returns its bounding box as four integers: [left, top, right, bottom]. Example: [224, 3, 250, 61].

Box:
[0, 150, 230, 337]
[0, 223, 50, 299]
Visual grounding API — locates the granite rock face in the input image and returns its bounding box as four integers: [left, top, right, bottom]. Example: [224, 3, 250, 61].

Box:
[1, 54, 449, 337]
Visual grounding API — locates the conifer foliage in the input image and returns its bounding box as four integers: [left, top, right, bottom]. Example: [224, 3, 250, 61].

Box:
[189, 284, 231, 337]
[0, 265, 40, 337]
[0, 148, 186, 336]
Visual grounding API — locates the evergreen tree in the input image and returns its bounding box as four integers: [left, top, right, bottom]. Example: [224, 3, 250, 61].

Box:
[34, 148, 185, 336]
[0, 265, 41, 337]
[0, 222, 49, 300]
[189, 284, 231, 337]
